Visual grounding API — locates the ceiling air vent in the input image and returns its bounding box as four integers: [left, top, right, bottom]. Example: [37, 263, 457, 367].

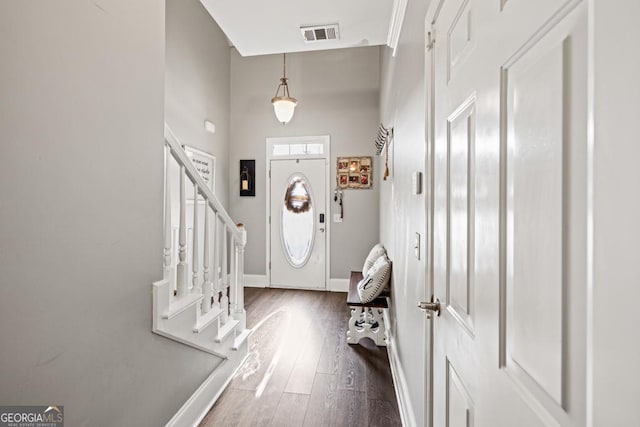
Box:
[300, 24, 340, 43]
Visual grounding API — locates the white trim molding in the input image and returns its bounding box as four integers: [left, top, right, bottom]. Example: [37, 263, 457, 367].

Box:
[387, 0, 409, 56]
[265, 136, 331, 291]
[385, 311, 417, 427]
[244, 274, 267, 288]
[328, 278, 349, 293]
[165, 350, 249, 427]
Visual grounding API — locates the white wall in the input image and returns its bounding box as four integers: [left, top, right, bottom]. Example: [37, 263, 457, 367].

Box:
[229, 47, 381, 279]
[0, 1, 222, 425]
[378, 1, 431, 425]
[165, 0, 231, 207]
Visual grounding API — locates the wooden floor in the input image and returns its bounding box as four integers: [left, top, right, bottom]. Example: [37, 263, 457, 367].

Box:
[199, 288, 402, 427]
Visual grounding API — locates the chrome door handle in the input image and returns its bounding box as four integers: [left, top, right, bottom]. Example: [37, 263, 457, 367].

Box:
[418, 298, 441, 317]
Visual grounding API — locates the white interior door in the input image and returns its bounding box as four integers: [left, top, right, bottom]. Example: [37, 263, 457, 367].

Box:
[426, 0, 587, 425]
[270, 158, 326, 289]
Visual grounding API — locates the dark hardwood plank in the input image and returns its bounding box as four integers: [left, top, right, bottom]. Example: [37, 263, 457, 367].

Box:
[302, 374, 339, 427]
[231, 308, 289, 392]
[336, 390, 368, 427]
[367, 399, 402, 426]
[284, 319, 326, 394]
[316, 317, 348, 375]
[364, 342, 396, 402]
[338, 343, 367, 392]
[199, 388, 252, 427]
[269, 392, 310, 427]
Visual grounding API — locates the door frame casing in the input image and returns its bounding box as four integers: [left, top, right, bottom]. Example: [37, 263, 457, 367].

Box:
[423, 3, 442, 426]
[265, 136, 331, 289]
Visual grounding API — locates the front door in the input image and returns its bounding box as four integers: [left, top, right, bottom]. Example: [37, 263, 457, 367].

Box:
[270, 158, 326, 290]
[426, 0, 588, 425]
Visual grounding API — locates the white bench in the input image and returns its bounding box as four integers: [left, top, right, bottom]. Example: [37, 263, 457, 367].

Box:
[346, 271, 389, 347]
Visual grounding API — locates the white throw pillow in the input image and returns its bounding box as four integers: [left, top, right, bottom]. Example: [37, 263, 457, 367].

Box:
[362, 243, 386, 276]
[357, 255, 391, 303]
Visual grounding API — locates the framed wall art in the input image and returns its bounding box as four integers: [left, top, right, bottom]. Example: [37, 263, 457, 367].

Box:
[240, 159, 256, 197]
[183, 145, 215, 201]
[337, 156, 372, 189]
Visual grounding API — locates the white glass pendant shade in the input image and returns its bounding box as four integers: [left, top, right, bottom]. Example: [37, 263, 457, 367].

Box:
[271, 96, 297, 124]
[271, 53, 298, 124]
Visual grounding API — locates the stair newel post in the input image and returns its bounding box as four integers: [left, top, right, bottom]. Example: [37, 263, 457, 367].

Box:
[233, 224, 247, 331]
[202, 203, 212, 313]
[220, 225, 229, 324]
[176, 164, 188, 298]
[163, 145, 173, 288]
[191, 182, 199, 296]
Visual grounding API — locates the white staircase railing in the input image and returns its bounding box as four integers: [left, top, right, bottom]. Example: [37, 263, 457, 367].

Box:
[153, 123, 248, 357]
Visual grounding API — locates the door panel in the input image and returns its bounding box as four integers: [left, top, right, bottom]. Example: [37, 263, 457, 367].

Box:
[447, 96, 476, 336]
[447, 359, 473, 427]
[427, 0, 587, 425]
[505, 34, 565, 407]
[270, 158, 326, 289]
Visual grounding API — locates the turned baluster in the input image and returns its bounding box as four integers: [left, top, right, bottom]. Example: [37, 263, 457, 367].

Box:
[220, 225, 229, 323]
[191, 182, 199, 295]
[212, 213, 221, 309]
[176, 164, 188, 297]
[229, 233, 237, 314]
[202, 204, 212, 313]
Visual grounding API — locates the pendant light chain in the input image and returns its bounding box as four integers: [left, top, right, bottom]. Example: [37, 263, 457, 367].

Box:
[282, 53, 289, 98]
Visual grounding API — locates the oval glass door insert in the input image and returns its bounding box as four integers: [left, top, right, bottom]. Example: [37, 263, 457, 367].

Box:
[281, 174, 315, 267]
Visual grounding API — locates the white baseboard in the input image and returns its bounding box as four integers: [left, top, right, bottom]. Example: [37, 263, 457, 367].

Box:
[386, 327, 418, 427]
[328, 278, 349, 292]
[245, 275, 348, 292]
[165, 349, 249, 427]
[244, 274, 267, 288]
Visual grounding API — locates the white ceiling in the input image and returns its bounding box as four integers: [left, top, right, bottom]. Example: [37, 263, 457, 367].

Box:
[199, 0, 397, 57]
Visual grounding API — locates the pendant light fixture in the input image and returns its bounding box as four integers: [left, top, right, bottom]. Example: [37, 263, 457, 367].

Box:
[271, 53, 297, 124]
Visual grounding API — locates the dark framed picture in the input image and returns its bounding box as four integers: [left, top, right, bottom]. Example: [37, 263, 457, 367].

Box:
[240, 159, 255, 197]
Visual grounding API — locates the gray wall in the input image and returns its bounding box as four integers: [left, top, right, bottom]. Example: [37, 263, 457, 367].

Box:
[165, 0, 231, 207]
[593, 0, 640, 424]
[0, 1, 224, 425]
[229, 47, 381, 278]
[378, 1, 431, 425]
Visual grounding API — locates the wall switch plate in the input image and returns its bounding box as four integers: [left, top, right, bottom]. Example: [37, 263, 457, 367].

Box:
[412, 171, 422, 195]
[333, 213, 343, 223]
[414, 232, 420, 259]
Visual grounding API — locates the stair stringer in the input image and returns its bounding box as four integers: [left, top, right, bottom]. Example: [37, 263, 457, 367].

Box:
[152, 279, 245, 358]
[164, 331, 249, 427]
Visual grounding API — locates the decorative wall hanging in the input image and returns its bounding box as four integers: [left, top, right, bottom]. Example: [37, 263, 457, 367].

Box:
[373, 123, 393, 181]
[337, 156, 372, 189]
[239, 159, 255, 197]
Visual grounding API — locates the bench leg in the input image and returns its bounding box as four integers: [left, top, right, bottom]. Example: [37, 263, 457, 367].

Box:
[347, 306, 388, 347]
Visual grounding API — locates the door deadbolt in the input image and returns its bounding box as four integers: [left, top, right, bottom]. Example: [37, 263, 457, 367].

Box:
[418, 298, 441, 317]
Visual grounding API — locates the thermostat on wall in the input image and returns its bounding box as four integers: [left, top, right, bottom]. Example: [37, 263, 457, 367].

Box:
[412, 171, 422, 195]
